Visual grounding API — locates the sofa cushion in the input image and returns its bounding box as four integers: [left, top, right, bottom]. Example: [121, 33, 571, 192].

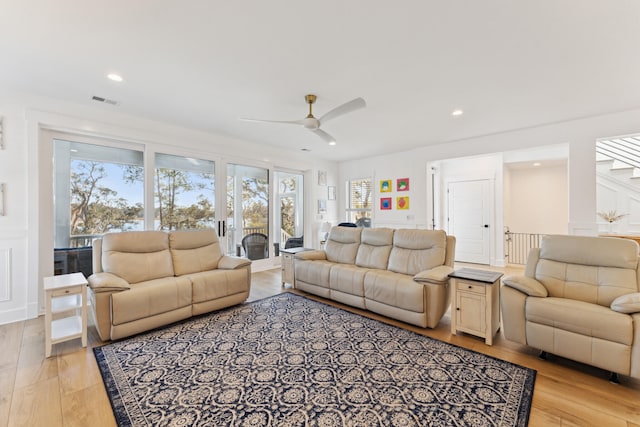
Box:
[388, 229, 446, 276]
[364, 270, 424, 313]
[325, 227, 362, 264]
[526, 297, 633, 346]
[330, 264, 368, 297]
[535, 259, 638, 306]
[355, 228, 393, 269]
[169, 229, 223, 275]
[111, 276, 192, 325]
[185, 269, 250, 303]
[102, 231, 174, 284]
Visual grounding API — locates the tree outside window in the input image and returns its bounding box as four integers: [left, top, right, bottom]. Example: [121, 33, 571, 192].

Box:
[346, 178, 372, 222]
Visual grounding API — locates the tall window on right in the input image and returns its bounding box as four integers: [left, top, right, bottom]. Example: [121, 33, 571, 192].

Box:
[346, 178, 372, 224]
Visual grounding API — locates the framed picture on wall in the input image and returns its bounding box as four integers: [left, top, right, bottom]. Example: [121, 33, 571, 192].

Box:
[328, 186, 336, 200]
[318, 170, 327, 186]
[380, 197, 392, 210]
[380, 179, 392, 192]
[397, 196, 409, 210]
[397, 178, 410, 191]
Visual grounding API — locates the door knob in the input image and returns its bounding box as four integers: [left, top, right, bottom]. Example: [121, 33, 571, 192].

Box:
[484, 224, 489, 228]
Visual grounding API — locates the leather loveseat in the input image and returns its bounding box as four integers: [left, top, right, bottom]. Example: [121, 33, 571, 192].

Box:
[88, 229, 251, 341]
[294, 226, 456, 328]
[501, 234, 640, 381]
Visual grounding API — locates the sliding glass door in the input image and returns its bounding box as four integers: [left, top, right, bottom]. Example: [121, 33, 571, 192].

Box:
[274, 171, 304, 252]
[52, 133, 304, 275]
[225, 163, 269, 261]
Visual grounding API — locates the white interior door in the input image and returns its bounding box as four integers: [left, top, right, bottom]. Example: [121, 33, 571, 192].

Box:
[447, 179, 492, 264]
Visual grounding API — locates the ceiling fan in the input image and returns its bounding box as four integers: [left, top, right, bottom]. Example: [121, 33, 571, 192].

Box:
[239, 94, 366, 145]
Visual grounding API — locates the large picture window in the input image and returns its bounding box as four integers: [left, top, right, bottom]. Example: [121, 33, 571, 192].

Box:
[53, 139, 144, 276]
[53, 140, 144, 249]
[154, 153, 215, 230]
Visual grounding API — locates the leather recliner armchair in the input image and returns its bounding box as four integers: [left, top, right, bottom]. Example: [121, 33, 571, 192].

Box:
[501, 234, 640, 381]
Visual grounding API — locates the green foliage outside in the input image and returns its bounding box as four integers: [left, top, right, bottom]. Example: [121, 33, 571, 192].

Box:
[70, 161, 143, 235]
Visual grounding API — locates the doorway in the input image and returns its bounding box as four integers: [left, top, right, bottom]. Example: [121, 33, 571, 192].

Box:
[225, 163, 269, 264]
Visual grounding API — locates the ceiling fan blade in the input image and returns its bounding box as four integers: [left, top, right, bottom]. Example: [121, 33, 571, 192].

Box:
[239, 117, 304, 125]
[319, 97, 366, 124]
[312, 129, 337, 145]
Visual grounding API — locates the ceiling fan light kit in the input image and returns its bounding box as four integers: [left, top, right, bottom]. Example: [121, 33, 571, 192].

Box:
[240, 94, 366, 146]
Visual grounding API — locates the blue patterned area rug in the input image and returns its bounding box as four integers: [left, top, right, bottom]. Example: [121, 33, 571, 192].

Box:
[94, 293, 535, 426]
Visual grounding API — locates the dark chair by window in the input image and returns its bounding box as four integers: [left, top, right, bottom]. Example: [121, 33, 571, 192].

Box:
[338, 222, 357, 227]
[284, 236, 304, 249]
[241, 233, 268, 260]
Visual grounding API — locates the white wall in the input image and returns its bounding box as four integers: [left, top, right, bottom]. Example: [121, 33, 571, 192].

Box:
[0, 91, 340, 324]
[505, 164, 568, 234]
[339, 108, 640, 264]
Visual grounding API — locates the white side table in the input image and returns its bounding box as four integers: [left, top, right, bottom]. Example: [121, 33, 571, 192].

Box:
[449, 268, 503, 345]
[44, 272, 88, 357]
[280, 247, 313, 287]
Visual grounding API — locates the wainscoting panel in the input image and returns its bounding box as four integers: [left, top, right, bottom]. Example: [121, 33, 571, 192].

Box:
[0, 247, 10, 302]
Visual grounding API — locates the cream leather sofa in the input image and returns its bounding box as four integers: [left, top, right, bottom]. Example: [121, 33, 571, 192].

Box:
[88, 229, 251, 341]
[501, 234, 640, 381]
[294, 227, 456, 328]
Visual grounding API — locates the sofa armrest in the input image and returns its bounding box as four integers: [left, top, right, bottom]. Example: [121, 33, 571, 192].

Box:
[502, 275, 548, 297]
[88, 272, 131, 293]
[218, 255, 252, 270]
[414, 265, 454, 284]
[611, 292, 640, 314]
[295, 250, 327, 261]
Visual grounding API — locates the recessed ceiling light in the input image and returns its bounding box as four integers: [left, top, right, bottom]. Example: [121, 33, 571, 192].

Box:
[533, 162, 541, 167]
[451, 109, 464, 116]
[107, 73, 123, 82]
[328, 141, 337, 146]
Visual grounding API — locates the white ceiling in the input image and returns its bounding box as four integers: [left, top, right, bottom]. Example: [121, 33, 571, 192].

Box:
[2, 1, 640, 162]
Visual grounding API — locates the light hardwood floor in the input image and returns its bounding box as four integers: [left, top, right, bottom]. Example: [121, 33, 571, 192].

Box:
[1, 265, 640, 427]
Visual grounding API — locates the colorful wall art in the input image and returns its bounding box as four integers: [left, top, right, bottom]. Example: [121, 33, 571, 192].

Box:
[380, 179, 392, 192]
[378, 177, 412, 211]
[397, 178, 410, 191]
[380, 197, 392, 210]
[397, 196, 409, 210]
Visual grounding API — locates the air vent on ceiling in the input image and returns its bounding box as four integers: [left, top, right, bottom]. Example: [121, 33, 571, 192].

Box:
[91, 95, 119, 106]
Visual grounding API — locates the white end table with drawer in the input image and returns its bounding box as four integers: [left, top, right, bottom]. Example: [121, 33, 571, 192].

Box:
[280, 247, 313, 287]
[449, 268, 503, 345]
[44, 272, 88, 357]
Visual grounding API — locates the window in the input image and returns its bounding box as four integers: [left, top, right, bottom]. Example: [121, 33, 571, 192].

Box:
[275, 171, 304, 250]
[346, 178, 372, 222]
[227, 163, 269, 258]
[53, 139, 144, 249]
[154, 153, 215, 230]
[52, 139, 144, 277]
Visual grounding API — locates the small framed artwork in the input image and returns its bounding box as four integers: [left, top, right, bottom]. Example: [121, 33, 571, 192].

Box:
[318, 199, 327, 214]
[318, 170, 327, 186]
[397, 178, 410, 192]
[380, 179, 392, 193]
[380, 197, 392, 210]
[397, 196, 409, 210]
[328, 186, 336, 200]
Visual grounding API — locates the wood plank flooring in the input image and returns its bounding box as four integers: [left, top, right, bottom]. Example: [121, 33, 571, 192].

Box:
[1, 265, 639, 427]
